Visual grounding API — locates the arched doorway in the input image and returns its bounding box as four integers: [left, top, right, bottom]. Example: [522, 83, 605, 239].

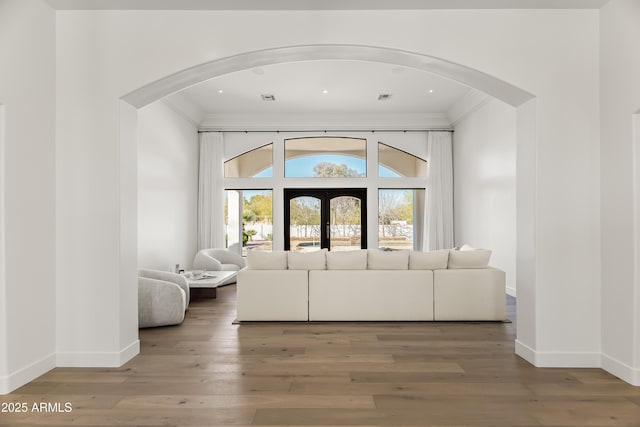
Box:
[120, 44, 537, 362]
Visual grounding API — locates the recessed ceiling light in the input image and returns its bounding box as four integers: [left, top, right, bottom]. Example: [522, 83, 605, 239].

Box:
[218, 89, 224, 94]
[378, 94, 392, 101]
[261, 94, 276, 101]
[428, 89, 434, 93]
[322, 89, 329, 94]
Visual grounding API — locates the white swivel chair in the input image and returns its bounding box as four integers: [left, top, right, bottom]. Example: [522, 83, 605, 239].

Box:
[193, 248, 246, 284]
[138, 269, 190, 328]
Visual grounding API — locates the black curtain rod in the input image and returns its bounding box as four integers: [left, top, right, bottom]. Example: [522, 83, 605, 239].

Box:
[197, 129, 453, 134]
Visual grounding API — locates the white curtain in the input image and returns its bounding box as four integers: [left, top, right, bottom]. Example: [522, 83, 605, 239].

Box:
[197, 132, 225, 250]
[424, 131, 454, 250]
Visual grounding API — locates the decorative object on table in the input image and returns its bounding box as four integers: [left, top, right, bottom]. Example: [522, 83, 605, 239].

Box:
[189, 269, 204, 279]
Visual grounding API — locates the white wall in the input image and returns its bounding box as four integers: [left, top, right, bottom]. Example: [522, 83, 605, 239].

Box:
[600, 0, 640, 385]
[0, 0, 56, 393]
[55, 12, 137, 368]
[453, 98, 517, 296]
[0, 104, 5, 388]
[53, 9, 601, 376]
[138, 101, 199, 272]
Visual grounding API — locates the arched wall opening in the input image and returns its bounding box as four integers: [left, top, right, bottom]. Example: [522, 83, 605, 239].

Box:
[121, 44, 537, 361]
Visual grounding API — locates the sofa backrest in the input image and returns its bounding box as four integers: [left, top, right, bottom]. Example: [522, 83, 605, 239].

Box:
[245, 247, 492, 271]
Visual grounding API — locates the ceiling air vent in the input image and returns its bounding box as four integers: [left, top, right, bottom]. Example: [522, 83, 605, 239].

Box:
[378, 94, 392, 101]
[261, 94, 276, 101]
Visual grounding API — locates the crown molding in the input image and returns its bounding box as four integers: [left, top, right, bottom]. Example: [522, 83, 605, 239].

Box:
[199, 112, 452, 131]
[447, 88, 492, 127]
[161, 93, 205, 129]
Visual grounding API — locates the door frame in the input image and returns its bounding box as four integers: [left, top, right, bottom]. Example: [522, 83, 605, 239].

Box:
[284, 188, 367, 251]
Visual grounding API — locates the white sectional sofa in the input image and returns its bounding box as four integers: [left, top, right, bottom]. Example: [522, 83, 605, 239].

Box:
[236, 247, 506, 322]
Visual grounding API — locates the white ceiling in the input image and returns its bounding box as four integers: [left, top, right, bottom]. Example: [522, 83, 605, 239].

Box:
[173, 60, 472, 116]
[46, 0, 610, 10]
[164, 59, 490, 130]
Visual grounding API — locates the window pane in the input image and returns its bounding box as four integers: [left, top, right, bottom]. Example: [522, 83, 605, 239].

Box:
[225, 144, 273, 178]
[289, 196, 321, 252]
[225, 189, 273, 256]
[378, 143, 426, 178]
[330, 196, 362, 251]
[285, 137, 366, 178]
[378, 189, 424, 250]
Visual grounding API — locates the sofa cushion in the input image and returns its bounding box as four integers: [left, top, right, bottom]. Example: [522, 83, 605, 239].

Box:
[326, 249, 367, 270]
[288, 249, 327, 270]
[409, 250, 450, 270]
[448, 248, 492, 269]
[368, 249, 409, 270]
[246, 250, 288, 270]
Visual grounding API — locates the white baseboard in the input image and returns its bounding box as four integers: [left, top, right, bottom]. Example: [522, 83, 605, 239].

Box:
[515, 339, 536, 364]
[56, 340, 140, 368]
[0, 353, 56, 395]
[602, 353, 640, 386]
[515, 339, 600, 367]
[506, 287, 516, 297]
[118, 340, 140, 365]
[1, 341, 140, 394]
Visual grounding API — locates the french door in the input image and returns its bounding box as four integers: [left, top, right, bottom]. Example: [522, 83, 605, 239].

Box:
[284, 188, 367, 251]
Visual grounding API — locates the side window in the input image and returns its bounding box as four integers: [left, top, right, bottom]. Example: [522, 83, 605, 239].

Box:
[224, 144, 273, 178]
[378, 142, 426, 177]
[379, 189, 425, 250]
[225, 189, 273, 256]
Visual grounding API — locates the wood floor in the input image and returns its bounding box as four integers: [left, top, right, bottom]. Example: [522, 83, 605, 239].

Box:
[3, 285, 640, 426]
